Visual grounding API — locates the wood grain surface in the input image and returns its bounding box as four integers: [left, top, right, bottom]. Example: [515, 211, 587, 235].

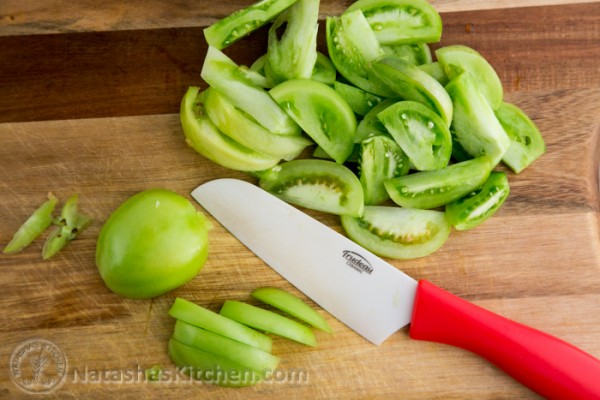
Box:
[1, 1, 600, 399]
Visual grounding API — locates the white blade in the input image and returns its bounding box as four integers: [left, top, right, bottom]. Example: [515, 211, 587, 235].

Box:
[192, 179, 418, 345]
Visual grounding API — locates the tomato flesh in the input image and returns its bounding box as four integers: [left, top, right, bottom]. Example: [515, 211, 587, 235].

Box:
[220, 300, 317, 347]
[369, 56, 453, 127]
[359, 135, 409, 205]
[384, 156, 492, 209]
[495, 101, 546, 173]
[333, 81, 385, 117]
[203, 0, 298, 49]
[269, 79, 356, 163]
[259, 159, 365, 217]
[180, 87, 281, 171]
[445, 172, 510, 230]
[172, 320, 280, 373]
[347, 0, 442, 45]
[169, 297, 272, 352]
[341, 205, 450, 259]
[267, 0, 319, 83]
[201, 46, 300, 136]
[377, 100, 451, 170]
[252, 287, 332, 333]
[168, 338, 262, 387]
[445, 72, 510, 165]
[204, 88, 311, 161]
[436, 45, 503, 110]
[326, 11, 395, 97]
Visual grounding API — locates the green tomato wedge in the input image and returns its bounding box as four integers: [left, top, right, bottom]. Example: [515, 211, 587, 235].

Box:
[446, 172, 510, 231]
[180, 87, 280, 172]
[3, 193, 57, 254]
[236, 64, 273, 89]
[369, 56, 453, 127]
[384, 156, 493, 209]
[96, 190, 210, 299]
[42, 194, 92, 260]
[311, 52, 337, 85]
[341, 206, 451, 260]
[173, 320, 280, 373]
[269, 79, 357, 163]
[377, 100, 452, 171]
[168, 297, 272, 353]
[251, 51, 335, 88]
[355, 98, 396, 143]
[312, 145, 361, 163]
[418, 62, 449, 86]
[382, 43, 432, 66]
[203, 88, 311, 161]
[346, 0, 442, 45]
[445, 72, 510, 165]
[201, 46, 300, 136]
[333, 81, 385, 116]
[259, 159, 365, 217]
[451, 130, 473, 162]
[203, 0, 298, 50]
[267, 0, 319, 84]
[359, 135, 409, 205]
[326, 11, 395, 97]
[220, 300, 317, 347]
[252, 287, 332, 333]
[495, 101, 546, 173]
[168, 338, 262, 387]
[436, 45, 503, 110]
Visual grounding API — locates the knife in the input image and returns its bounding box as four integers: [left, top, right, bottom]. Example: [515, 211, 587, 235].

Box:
[192, 178, 600, 399]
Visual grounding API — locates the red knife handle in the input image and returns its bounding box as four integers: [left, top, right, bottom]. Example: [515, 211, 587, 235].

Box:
[409, 280, 600, 399]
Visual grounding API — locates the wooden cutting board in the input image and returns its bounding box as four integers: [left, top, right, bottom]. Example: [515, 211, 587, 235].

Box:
[1, 1, 600, 398]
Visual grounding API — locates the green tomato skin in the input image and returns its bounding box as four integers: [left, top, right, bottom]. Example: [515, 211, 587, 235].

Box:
[96, 189, 210, 299]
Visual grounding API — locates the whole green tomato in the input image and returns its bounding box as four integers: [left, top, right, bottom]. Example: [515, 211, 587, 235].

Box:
[96, 189, 211, 299]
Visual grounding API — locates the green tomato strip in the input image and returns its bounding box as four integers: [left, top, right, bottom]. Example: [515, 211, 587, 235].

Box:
[168, 338, 262, 387]
[169, 297, 273, 353]
[3, 193, 57, 254]
[252, 287, 333, 333]
[173, 320, 280, 372]
[220, 300, 317, 347]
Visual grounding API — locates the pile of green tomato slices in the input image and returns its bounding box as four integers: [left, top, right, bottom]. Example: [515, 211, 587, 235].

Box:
[168, 288, 332, 387]
[182, 0, 546, 261]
